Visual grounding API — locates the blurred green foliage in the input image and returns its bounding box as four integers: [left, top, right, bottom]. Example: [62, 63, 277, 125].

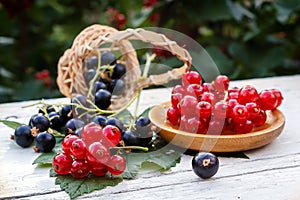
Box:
[0, 0, 300, 103]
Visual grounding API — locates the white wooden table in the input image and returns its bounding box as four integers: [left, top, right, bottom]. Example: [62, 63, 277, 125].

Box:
[1, 74, 300, 200]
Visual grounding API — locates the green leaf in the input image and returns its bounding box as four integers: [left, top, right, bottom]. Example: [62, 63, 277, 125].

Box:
[121, 144, 182, 179]
[139, 106, 154, 118]
[0, 120, 23, 130]
[32, 138, 63, 165]
[114, 109, 133, 125]
[54, 173, 123, 200]
[32, 152, 57, 166]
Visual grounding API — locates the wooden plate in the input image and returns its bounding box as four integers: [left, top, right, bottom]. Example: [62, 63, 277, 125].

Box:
[149, 102, 285, 152]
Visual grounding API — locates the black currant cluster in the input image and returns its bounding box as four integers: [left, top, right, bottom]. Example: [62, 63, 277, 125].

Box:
[83, 52, 127, 110]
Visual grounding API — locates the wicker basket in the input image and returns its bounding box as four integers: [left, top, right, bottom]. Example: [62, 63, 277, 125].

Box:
[57, 24, 192, 110]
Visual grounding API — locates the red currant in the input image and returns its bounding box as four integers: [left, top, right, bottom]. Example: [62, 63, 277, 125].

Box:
[81, 122, 103, 147]
[70, 159, 91, 179]
[182, 71, 202, 87]
[171, 84, 185, 95]
[234, 120, 253, 134]
[227, 99, 239, 117]
[200, 92, 216, 104]
[271, 89, 283, 108]
[90, 162, 108, 177]
[62, 134, 80, 155]
[52, 153, 73, 175]
[171, 93, 183, 108]
[70, 138, 87, 159]
[213, 75, 230, 91]
[106, 155, 126, 175]
[231, 104, 249, 123]
[228, 92, 239, 100]
[245, 102, 261, 120]
[87, 141, 110, 165]
[186, 84, 204, 99]
[196, 101, 212, 119]
[179, 96, 198, 117]
[213, 102, 228, 120]
[259, 90, 277, 110]
[167, 106, 180, 126]
[251, 109, 267, 126]
[207, 118, 225, 135]
[102, 125, 121, 146]
[183, 117, 207, 134]
[238, 85, 259, 105]
[202, 82, 214, 93]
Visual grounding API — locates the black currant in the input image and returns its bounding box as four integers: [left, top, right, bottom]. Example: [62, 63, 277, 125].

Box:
[105, 117, 124, 132]
[48, 111, 63, 131]
[87, 56, 98, 69]
[192, 152, 219, 179]
[84, 69, 96, 86]
[94, 81, 107, 93]
[34, 131, 56, 152]
[108, 79, 125, 96]
[135, 116, 151, 135]
[94, 89, 111, 110]
[112, 63, 126, 79]
[91, 115, 107, 127]
[64, 118, 85, 135]
[13, 125, 34, 148]
[59, 105, 73, 124]
[101, 52, 116, 66]
[122, 130, 141, 146]
[31, 115, 50, 132]
[38, 105, 56, 115]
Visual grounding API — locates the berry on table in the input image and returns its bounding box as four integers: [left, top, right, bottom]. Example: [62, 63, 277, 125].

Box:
[192, 152, 219, 179]
[34, 131, 56, 152]
[31, 115, 50, 132]
[13, 125, 34, 148]
[182, 71, 202, 87]
[102, 125, 121, 146]
[62, 134, 80, 155]
[70, 138, 87, 159]
[52, 153, 73, 175]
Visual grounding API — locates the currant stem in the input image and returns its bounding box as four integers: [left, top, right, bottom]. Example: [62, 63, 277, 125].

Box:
[112, 146, 149, 152]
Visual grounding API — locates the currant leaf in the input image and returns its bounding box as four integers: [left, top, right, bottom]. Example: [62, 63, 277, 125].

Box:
[53, 173, 122, 200]
[0, 120, 23, 130]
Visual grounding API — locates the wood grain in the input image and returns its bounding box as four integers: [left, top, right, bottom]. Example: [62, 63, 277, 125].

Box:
[0, 74, 300, 200]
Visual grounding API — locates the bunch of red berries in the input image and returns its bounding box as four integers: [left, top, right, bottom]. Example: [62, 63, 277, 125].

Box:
[52, 122, 126, 178]
[167, 71, 283, 135]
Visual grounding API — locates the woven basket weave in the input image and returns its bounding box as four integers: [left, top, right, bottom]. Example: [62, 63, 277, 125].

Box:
[57, 24, 192, 110]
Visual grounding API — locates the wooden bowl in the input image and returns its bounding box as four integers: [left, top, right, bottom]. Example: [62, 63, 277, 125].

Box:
[149, 102, 285, 152]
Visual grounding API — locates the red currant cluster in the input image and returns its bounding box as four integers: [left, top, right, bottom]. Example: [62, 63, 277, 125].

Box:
[52, 122, 126, 179]
[167, 71, 283, 134]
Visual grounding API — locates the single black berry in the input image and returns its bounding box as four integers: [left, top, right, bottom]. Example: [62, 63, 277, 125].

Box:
[14, 125, 34, 148]
[38, 105, 56, 115]
[91, 115, 107, 127]
[122, 130, 141, 146]
[31, 115, 50, 132]
[64, 118, 85, 135]
[94, 89, 111, 110]
[59, 105, 73, 124]
[135, 116, 152, 135]
[34, 131, 56, 152]
[105, 117, 124, 132]
[101, 52, 116, 66]
[192, 152, 219, 179]
[94, 81, 107, 93]
[112, 63, 126, 79]
[84, 69, 97, 86]
[48, 111, 63, 131]
[108, 79, 125, 96]
[87, 56, 98, 69]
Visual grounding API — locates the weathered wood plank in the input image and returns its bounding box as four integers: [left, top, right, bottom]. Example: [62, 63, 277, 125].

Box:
[0, 75, 300, 199]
